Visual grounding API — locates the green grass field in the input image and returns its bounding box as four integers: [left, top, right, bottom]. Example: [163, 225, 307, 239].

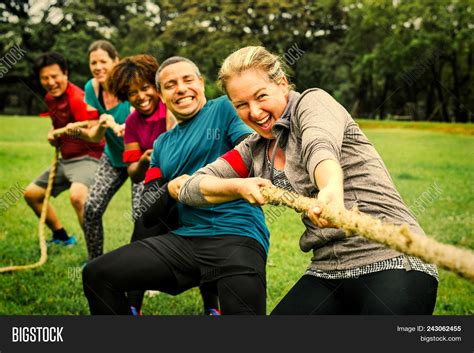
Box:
[0, 116, 472, 315]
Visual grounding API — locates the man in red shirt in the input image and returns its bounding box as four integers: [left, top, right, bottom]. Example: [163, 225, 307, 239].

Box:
[24, 52, 104, 245]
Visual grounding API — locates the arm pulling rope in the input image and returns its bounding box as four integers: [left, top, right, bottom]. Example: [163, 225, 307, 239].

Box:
[260, 185, 474, 282]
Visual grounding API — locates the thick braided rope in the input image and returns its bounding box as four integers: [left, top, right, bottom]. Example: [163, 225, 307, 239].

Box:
[260, 185, 474, 282]
[52, 120, 123, 137]
[0, 149, 59, 273]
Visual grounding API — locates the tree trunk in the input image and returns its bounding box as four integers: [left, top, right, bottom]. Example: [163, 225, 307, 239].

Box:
[450, 52, 466, 123]
[378, 76, 390, 119]
[0, 92, 6, 114]
[425, 83, 435, 121]
[431, 63, 449, 122]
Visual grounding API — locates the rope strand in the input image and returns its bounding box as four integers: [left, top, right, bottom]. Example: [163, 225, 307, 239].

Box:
[0, 149, 58, 273]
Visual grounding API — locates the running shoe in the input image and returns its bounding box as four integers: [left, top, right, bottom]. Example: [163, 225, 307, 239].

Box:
[204, 308, 221, 316]
[47, 235, 77, 247]
[130, 306, 142, 316]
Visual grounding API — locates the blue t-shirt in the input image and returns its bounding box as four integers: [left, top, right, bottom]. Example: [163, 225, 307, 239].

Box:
[150, 96, 270, 252]
[84, 79, 131, 168]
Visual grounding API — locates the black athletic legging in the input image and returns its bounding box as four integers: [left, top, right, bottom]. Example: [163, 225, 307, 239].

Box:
[125, 184, 218, 313]
[126, 217, 218, 312]
[83, 238, 266, 315]
[271, 270, 438, 315]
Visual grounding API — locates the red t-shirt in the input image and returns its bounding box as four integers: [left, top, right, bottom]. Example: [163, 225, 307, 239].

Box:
[45, 82, 104, 160]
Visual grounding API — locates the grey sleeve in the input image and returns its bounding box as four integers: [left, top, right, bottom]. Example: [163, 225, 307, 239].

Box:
[178, 138, 254, 207]
[296, 89, 348, 185]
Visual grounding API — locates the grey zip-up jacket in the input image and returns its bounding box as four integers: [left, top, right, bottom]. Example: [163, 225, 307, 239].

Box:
[180, 89, 426, 271]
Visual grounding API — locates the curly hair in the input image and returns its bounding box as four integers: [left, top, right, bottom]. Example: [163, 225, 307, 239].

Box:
[107, 54, 159, 102]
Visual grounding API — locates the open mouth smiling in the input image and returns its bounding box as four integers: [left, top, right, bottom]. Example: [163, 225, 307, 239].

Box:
[176, 96, 194, 105]
[255, 114, 271, 125]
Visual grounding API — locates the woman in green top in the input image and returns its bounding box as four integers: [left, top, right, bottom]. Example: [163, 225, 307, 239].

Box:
[81, 40, 135, 260]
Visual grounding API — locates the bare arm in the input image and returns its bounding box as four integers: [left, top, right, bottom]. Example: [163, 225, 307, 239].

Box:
[125, 142, 152, 183]
[47, 126, 59, 147]
[65, 113, 114, 143]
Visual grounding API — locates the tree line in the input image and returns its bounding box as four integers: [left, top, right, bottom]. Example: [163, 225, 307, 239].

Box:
[0, 0, 472, 122]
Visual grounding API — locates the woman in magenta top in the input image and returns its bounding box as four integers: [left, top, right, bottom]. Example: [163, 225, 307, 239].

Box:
[107, 54, 173, 184]
[122, 94, 168, 182]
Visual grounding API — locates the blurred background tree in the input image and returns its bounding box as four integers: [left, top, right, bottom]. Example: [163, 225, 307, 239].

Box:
[0, 0, 472, 121]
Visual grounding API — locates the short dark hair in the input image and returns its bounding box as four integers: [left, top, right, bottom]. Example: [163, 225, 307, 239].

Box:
[155, 56, 201, 91]
[33, 52, 68, 77]
[87, 40, 119, 61]
[107, 55, 159, 102]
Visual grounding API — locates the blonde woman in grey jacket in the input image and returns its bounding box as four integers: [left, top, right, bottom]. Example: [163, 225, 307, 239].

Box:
[174, 46, 438, 315]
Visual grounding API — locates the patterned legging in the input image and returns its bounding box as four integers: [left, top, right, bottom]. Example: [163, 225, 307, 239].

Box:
[83, 154, 143, 260]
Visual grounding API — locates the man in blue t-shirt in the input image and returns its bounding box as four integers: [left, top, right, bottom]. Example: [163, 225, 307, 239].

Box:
[83, 57, 270, 315]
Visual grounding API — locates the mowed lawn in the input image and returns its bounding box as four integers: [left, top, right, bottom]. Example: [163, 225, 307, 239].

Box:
[0, 116, 472, 315]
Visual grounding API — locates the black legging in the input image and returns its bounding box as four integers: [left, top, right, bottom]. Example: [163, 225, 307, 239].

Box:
[271, 270, 438, 315]
[125, 183, 218, 313]
[83, 238, 266, 315]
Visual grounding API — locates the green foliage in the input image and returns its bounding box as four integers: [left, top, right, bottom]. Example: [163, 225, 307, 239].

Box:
[0, 116, 472, 315]
[0, 0, 473, 119]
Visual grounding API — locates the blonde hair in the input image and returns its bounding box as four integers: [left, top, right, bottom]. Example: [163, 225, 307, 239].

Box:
[218, 46, 294, 94]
